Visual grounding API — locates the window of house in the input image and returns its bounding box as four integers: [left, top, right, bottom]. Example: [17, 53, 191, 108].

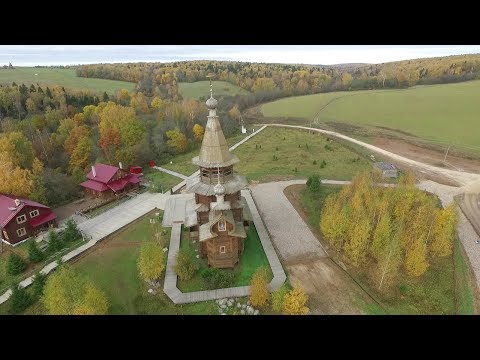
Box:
[201, 169, 210, 177]
[29, 209, 40, 218]
[3, 230, 9, 240]
[218, 220, 226, 231]
[219, 246, 226, 254]
[16, 228, 26, 237]
[16, 214, 27, 224]
[224, 168, 232, 176]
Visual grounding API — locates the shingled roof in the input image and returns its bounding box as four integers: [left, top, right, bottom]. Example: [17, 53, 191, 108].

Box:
[192, 102, 239, 168]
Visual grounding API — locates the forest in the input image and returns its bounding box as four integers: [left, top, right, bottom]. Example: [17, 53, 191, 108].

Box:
[76, 53, 480, 110]
[0, 82, 239, 207]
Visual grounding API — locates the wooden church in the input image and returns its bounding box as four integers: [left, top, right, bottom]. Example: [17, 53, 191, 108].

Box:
[185, 86, 250, 268]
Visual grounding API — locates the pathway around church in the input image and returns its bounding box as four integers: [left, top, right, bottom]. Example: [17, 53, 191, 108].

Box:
[163, 189, 286, 304]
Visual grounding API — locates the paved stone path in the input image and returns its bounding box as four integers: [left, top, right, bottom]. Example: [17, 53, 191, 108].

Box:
[265, 124, 480, 186]
[250, 180, 327, 262]
[163, 190, 286, 304]
[152, 166, 188, 180]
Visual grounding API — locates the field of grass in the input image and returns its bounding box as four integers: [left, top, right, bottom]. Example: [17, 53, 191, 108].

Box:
[261, 81, 480, 150]
[297, 184, 476, 315]
[1, 213, 218, 315]
[177, 224, 273, 293]
[163, 127, 371, 182]
[0, 67, 135, 94]
[178, 81, 249, 100]
[143, 170, 183, 193]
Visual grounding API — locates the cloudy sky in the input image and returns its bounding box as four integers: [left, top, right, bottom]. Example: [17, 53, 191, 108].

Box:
[0, 45, 479, 66]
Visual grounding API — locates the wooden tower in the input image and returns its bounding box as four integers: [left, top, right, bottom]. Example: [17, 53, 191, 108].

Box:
[185, 84, 249, 268]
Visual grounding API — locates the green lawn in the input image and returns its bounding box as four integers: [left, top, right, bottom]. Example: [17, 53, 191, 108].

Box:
[261, 81, 480, 151]
[163, 127, 371, 182]
[177, 224, 273, 292]
[143, 170, 183, 193]
[178, 81, 249, 100]
[1, 212, 219, 315]
[297, 184, 476, 315]
[0, 67, 135, 94]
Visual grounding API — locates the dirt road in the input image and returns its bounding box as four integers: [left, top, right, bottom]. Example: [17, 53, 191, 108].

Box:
[264, 124, 480, 187]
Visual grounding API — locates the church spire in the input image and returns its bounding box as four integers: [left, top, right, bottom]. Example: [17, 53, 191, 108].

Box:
[192, 84, 239, 168]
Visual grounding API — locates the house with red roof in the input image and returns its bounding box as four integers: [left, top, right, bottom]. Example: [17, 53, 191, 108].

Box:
[80, 162, 141, 198]
[0, 194, 57, 245]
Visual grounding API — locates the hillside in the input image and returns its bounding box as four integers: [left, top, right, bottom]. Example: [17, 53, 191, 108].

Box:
[261, 80, 480, 150]
[0, 67, 135, 94]
[178, 80, 249, 99]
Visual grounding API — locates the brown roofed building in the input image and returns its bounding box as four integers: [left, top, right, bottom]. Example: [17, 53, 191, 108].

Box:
[185, 86, 249, 268]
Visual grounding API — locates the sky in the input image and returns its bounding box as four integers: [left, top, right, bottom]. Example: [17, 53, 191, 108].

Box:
[0, 45, 479, 67]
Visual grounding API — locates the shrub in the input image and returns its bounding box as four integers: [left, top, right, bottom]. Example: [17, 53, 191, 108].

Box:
[250, 267, 270, 308]
[31, 272, 47, 300]
[307, 174, 321, 193]
[324, 144, 333, 151]
[201, 268, 236, 289]
[9, 285, 32, 314]
[28, 240, 45, 263]
[271, 284, 289, 312]
[174, 249, 199, 281]
[6, 253, 27, 275]
[313, 160, 317, 165]
[321, 160, 327, 168]
[283, 286, 309, 315]
[294, 167, 298, 173]
[275, 146, 279, 151]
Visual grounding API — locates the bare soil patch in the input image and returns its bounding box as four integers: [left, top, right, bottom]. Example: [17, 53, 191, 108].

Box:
[372, 137, 480, 174]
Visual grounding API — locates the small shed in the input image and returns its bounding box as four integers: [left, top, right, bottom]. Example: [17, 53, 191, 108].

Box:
[373, 162, 398, 178]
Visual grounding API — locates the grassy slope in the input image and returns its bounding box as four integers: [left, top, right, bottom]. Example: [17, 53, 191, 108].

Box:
[261, 81, 480, 149]
[178, 224, 273, 292]
[0, 67, 135, 94]
[178, 81, 248, 99]
[163, 127, 371, 181]
[298, 185, 476, 315]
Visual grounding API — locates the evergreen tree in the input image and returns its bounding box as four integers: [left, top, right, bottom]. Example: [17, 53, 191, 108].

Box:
[6, 253, 28, 275]
[9, 285, 32, 314]
[28, 240, 45, 263]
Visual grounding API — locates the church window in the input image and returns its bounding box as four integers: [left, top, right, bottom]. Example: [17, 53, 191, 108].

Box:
[220, 246, 226, 254]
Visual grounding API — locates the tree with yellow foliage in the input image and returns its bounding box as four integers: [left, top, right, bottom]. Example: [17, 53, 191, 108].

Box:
[42, 266, 108, 315]
[137, 242, 166, 283]
[431, 204, 457, 257]
[151, 96, 164, 111]
[283, 285, 309, 315]
[250, 267, 270, 308]
[0, 152, 32, 197]
[193, 124, 204, 143]
[166, 128, 188, 153]
[343, 215, 371, 267]
[404, 236, 429, 277]
[73, 284, 109, 315]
